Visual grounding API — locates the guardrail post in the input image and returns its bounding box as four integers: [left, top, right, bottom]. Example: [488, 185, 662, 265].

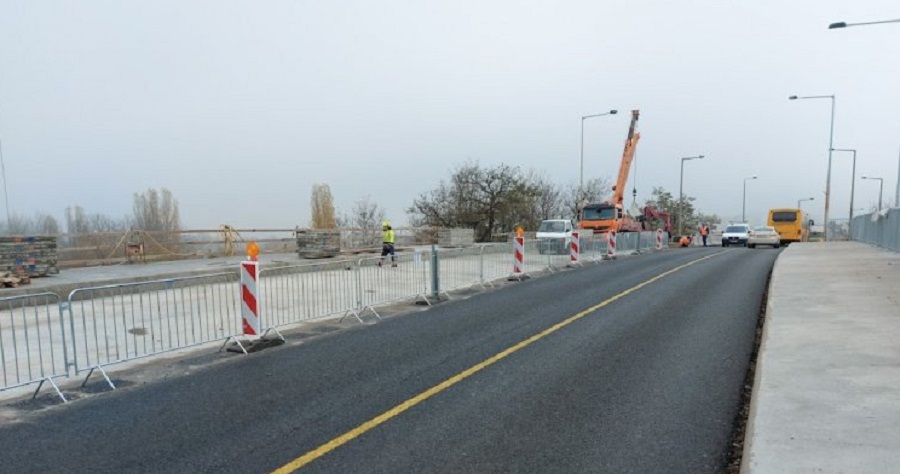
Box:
[479, 245, 485, 285]
[58, 301, 71, 377]
[430, 244, 440, 302]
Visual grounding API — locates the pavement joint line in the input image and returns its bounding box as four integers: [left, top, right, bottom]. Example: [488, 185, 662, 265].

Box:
[271, 250, 727, 473]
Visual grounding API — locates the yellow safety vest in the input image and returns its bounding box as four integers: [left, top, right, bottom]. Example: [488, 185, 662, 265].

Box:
[383, 229, 395, 244]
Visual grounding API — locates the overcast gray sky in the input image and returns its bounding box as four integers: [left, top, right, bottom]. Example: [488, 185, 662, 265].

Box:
[1, 0, 898, 229]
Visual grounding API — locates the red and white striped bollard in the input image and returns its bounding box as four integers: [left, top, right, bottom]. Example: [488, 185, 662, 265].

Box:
[240, 260, 261, 338]
[513, 236, 525, 274]
[569, 231, 580, 265]
[606, 229, 617, 259]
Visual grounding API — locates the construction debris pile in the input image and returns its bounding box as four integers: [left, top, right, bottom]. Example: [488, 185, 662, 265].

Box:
[295, 229, 341, 259]
[0, 236, 60, 280]
[1, 272, 30, 288]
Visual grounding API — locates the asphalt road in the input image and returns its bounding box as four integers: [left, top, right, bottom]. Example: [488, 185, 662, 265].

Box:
[0, 246, 779, 473]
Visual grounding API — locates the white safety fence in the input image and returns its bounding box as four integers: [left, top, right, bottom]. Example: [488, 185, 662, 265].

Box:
[259, 260, 358, 326]
[0, 293, 69, 401]
[2, 234, 668, 398]
[65, 273, 241, 388]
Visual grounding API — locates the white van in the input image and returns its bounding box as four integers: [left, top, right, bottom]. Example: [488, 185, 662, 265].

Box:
[536, 219, 574, 254]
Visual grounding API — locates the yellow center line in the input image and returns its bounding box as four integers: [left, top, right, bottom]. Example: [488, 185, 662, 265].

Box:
[272, 251, 726, 473]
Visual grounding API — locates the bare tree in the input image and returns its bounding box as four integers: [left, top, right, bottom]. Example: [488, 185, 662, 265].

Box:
[3, 213, 32, 235]
[310, 183, 337, 229]
[0, 212, 60, 235]
[528, 171, 565, 222]
[408, 161, 538, 242]
[66, 205, 90, 234]
[563, 176, 613, 219]
[342, 195, 385, 245]
[34, 213, 60, 235]
[88, 213, 128, 233]
[132, 188, 181, 232]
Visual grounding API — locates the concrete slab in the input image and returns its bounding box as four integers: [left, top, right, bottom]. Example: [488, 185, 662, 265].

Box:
[743, 242, 900, 473]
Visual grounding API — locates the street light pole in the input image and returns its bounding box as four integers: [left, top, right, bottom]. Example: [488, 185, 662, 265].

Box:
[742, 176, 757, 223]
[861, 176, 885, 211]
[789, 94, 836, 241]
[0, 119, 10, 230]
[797, 197, 814, 209]
[828, 18, 900, 208]
[678, 155, 704, 237]
[579, 110, 618, 218]
[831, 148, 858, 233]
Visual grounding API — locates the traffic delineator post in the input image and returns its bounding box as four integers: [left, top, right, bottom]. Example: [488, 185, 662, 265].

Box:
[241, 260, 261, 338]
[508, 231, 529, 281]
[606, 230, 617, 259]
[656, 229, 664, 250]
[220, 241, 285, 354]
[569, 231, 581, 266]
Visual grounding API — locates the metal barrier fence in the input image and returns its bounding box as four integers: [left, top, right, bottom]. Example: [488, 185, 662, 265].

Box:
[356, 251, 432, 318]
[1, 233, 673, 400]
[852, 209, 900, 252]
[0, 293, 68, 401]
[259, 259, 359, 327]
[437, 246, 486, 293]
[65, 272, 240, 387]
[619, 231, 662, 252]
[480, 242, 515, 283]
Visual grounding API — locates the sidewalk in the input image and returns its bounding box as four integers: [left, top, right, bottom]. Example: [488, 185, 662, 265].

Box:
[742, 242, 900, 473]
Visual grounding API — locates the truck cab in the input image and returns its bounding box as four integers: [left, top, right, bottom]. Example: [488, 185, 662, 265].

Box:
[579, 203, 641, 233]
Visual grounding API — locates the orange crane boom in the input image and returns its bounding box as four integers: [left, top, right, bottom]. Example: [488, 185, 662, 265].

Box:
[579, 109, 643, 233]
[611, 110, 641, 207]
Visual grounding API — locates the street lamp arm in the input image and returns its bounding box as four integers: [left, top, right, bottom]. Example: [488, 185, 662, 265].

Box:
[582, 110, 618, 120]
[829, 19, 900, 29]
[788, 92, 836, 241]
[789, 94, 835, 100]
[579, 109, 619, 215]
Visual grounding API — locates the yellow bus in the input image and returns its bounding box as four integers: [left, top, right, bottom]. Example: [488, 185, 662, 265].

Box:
[767, 208, 808, 244]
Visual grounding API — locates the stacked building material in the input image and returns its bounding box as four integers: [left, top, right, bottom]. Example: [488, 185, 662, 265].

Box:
[295, 229, 341, 259]
[438, 228, 475, 247]
[0, 236, 60, 277]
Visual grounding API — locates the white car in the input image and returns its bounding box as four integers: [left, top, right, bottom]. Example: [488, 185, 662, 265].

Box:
[536, 219, 574, 254]
[748, 226, 781, 249]
[722, 224, 751, 247]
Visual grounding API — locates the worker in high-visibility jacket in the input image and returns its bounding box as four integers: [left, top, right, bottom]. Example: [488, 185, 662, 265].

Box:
[699, 223, 710, 247]
[378, 221, 397, 267]
[679, 235, 692, 247]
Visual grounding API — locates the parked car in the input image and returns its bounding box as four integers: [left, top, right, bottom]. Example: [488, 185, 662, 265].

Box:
[536, 219, 574, 254]
[748, 226, 781, 248]
[721, 224, 751, 247]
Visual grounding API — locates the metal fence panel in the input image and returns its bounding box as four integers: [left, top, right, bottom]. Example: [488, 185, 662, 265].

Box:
[852, 209, 899, 251]
[0, 293, 68, 393]
[356, 251, 431, 310]
[259, 259, 358, 326]
[583, 233, 608, 260]
[436, 247, 484, 292]
[640, 231, 659, 250]
[66, 273, 240, 374]
[480, 243, 514, 283]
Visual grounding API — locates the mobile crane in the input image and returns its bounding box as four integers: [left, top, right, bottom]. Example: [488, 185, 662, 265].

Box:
[579, 109, 643, 233]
